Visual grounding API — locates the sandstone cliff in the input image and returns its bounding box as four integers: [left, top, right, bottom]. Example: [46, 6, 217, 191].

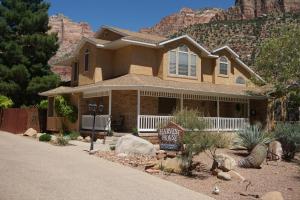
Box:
[140, 0, 300, 36]
[48, 14, 94, 81]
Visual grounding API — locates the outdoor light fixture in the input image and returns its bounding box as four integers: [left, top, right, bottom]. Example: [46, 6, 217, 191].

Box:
[88, 103, 97, 151]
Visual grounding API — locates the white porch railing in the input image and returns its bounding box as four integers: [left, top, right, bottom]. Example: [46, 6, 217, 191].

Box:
[138, 115, 249, 132]
[81, 115, 110, 131]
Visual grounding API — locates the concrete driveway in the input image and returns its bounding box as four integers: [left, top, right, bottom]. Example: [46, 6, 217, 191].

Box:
[0, 131, 213, 200]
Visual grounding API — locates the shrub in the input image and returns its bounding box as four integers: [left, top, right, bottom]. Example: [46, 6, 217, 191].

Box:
[235, 125, 272, 151]
[39, 134, 51, 142]
[56, 135, 69, 146]
[0, 95, 13, 108]
[132, 127, 138, 136]
[68, 131, 80, 140]
[54, 95, 78, 123]
[37, 99, 48, 110]
[273, 123, 300, 160]
[213, 133, 233, 148]
[173, 109, 206, 131]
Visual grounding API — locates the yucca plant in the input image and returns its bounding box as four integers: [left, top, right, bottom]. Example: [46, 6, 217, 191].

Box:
[235, 125, 273, 152]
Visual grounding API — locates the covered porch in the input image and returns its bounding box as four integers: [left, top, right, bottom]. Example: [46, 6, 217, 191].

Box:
[80, 90, 256, 134]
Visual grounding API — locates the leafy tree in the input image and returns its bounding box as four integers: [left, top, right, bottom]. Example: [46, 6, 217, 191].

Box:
[0, 95, 13, 108]
[0, 0, 59, 106]
[255, 26, 300, 121]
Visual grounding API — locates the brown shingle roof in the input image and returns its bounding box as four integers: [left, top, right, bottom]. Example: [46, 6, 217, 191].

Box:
[102, 26, 167, 44]
[40, 74, 264, 98]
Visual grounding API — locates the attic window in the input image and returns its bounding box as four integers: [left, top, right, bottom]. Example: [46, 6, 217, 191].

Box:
[236, 76, 246, 84]
[84, 49, 89, 71]
[169, 45, 197, 77]
[219, 56, 228, 75]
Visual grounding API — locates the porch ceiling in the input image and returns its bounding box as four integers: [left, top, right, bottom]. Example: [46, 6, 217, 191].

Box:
[39, 74, 266, 99]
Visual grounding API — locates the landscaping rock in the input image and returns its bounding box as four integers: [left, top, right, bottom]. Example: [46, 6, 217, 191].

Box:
[261, 191, 284, 200]
[163, 157, 183, 173]
[145, 168, 160, 174]
[115, 134, 156, 156]
[85, 136, 91, 142]
[23, 128, 37, 137]
[217, 171, 231, 181]
[213, 153, 236, 172]
[156, 150, 167, 160]
[268, 141, 283, 161]
[212, 168, 222, 176]
[77, 136, 83, 141]
[117, 153, 128, 157]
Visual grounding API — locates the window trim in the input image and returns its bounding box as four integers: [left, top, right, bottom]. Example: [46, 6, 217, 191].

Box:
[218, 56, 229, 76]
[84, 49, 89, 72]
[168, 46, 198, 78]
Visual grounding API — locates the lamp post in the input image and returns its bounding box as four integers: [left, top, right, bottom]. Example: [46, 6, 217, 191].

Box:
[88, 102, 104, 151]
[88, 103, 97, 151]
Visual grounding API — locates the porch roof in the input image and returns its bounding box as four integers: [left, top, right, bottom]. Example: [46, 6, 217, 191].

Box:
[39, 74, 266, 99]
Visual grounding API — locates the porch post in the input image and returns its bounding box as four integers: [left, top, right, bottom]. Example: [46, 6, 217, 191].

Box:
[180, 93, 183, 111]
[217, 97, 220, 132]
[137, 90, 141, 133]
[247, 99, 250, 118]
[108, 90, 112, 131]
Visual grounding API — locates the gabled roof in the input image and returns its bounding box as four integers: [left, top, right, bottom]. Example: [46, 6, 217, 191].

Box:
[212, 46, 265, 82]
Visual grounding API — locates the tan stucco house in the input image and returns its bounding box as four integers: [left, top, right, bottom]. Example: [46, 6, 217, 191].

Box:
[40, 26, 268, 135]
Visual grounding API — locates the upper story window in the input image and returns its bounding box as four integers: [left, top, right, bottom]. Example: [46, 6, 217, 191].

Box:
[169, 45, 197, 77]
[73, 62, 79, 81]
[219, 56, 229, 75]
[236, 76, 246, 84]
[84, 49, 89, 71]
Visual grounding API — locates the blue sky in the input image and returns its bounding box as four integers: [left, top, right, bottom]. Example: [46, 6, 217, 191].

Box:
[48, 0, 234, 31]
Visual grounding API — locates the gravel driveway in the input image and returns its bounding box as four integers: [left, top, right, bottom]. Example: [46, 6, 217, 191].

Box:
[0, 131, 213, 200]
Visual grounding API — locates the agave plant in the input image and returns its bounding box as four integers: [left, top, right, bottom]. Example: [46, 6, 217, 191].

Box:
[235, 125, 273, 152]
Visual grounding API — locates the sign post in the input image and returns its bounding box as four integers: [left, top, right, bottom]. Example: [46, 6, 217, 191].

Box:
[158, 121, 185, 151]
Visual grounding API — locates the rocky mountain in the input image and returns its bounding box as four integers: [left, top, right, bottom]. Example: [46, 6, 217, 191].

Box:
[48, 14, 94, 81]
[140, 0, 300, 36]
[175, 13, 300, 67]
[140, 8, 223, 36]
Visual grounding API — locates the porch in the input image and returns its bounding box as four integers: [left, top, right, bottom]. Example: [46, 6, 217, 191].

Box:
[79, 90, 257, 134]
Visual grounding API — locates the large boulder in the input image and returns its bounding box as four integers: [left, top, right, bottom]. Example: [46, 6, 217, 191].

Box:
[213, 154, 236, 172]
[23, 128, 37, 137]
[268, 141, 283, 161]
[115, 134, 156, 156]
[261, 191, 284, 200]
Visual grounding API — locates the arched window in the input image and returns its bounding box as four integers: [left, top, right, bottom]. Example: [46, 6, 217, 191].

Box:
[236, 76, 246, 84]
[219, 56, 228, 75]
[84, 49, 89, 71]
[169, 45, 197, 77]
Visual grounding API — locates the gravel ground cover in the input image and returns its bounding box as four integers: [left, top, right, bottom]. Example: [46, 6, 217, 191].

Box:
[96, 149, 300, 200]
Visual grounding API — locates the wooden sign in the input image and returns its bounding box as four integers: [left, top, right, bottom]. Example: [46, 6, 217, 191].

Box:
[158, 121, 185, 151]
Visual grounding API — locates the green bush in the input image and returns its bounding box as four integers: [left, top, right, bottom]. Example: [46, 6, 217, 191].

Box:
[0, 95, 13, 108]
[132, 127, 138, 136]
[39, 134, 51, 142]
[68, 131, 80, 140]
[54, 95, 78, 123]
[273, 123, 300, 160]
[56, 135, 69, 146]
[37, 99, 48, 110]
[235, 125, 272, 151]
[173, 109, 206, 131]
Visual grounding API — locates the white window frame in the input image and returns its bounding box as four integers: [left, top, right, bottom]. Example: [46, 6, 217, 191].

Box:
[236, 76, 246, 85]
[168, 46, 197, 78]
[219, 56, 229, 76]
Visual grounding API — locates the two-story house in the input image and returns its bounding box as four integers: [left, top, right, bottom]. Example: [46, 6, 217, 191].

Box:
[40, 26, 268, 135]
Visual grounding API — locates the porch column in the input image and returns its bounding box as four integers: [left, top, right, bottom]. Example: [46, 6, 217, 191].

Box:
[137, 90, 140, 133]
[217, 97, 220, 132]
[180, 93, 183, 111]
[108, 90, 112, 131]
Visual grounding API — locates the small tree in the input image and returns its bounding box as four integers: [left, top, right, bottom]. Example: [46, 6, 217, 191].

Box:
[172, 109, 218, 175]
[255, 26, 300, 121]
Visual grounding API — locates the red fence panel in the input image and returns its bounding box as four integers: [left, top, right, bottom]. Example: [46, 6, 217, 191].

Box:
[0, 108, 40, 134]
